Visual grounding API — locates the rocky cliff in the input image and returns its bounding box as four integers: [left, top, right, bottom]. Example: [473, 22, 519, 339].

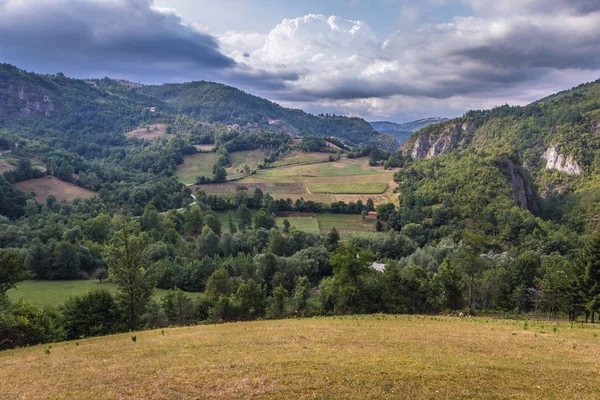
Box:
[542, 146, 582, 175]
[404, 123, 473, 159]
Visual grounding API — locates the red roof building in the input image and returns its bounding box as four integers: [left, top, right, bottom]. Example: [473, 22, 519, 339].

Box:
[367, 211, 378, 219]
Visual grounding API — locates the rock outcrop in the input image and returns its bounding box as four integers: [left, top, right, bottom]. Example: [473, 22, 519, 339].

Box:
[542, 146, 582, 175]
[409, 123, 468, 159]
[507, 160, 528, 208]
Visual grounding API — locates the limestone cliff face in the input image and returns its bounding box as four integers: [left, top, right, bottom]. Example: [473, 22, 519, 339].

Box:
[1, 84, 55, 118]
[542, 146, 582, 175]
[408, 123, 468, 159]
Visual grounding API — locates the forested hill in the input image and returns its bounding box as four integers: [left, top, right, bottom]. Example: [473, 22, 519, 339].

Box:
[397, 78, 600, 231]
[139, 81, 397, 150]
[0, 64, 397, 151]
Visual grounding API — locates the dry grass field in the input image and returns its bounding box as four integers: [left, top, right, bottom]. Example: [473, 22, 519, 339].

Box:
[15, 176, 96, 203]
[126, 124, 169, 141]
[1, 315, 599, 399]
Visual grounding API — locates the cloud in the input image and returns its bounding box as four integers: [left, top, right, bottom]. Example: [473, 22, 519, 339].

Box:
[222, 4, 600, 120]
[0, 0, 235, 81]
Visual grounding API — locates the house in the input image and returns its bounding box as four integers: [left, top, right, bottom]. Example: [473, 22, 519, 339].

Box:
[367, 211, 378, 220]
[148, 107, 156, 113]
[371, 262, 385, 272]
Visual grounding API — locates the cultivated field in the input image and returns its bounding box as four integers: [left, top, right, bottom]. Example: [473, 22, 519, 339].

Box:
[270, 150, 331, 167]
[309, 182, 387, 194]
[2, 315, 599, 399]
[126, 123, 169, 141]
[15, 176, 96, 203]
[7, 280, 203, 308]
[198, 182, 305, 197]
[211, 156, 399, 204]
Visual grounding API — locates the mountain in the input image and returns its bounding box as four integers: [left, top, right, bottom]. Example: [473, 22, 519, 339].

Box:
[397, 78, 600, 232]
[0, 64, 398, 152]
[369, 118, 449, 145]
[139, 82, 398, 150]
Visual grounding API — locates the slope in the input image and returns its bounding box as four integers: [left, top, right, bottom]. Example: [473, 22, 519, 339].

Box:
[1, 316, 598, 399]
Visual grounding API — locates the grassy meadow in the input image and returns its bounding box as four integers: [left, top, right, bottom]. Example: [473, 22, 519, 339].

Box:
[176, 149, 269, 184]
[1, 315, 599, 399]
[7, 280, 203, 308]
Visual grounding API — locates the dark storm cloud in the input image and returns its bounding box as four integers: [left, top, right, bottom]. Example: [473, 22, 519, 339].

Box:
[0, 0, 233, 81]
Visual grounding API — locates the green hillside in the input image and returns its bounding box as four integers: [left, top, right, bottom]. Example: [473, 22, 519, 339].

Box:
[140, 81, 398, 149]
[399, 78, 600, 232]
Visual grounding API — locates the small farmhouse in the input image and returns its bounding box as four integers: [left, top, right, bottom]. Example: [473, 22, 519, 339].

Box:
[367, 211, 378, 220]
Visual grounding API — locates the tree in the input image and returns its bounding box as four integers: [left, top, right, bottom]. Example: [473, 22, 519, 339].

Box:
[227, 212, 237, 234]
[268, 228, 286, 256]
[325, 227, 340, 251]
[205, 268, 233, 302]
[60, 289, 119, 339]
[56, 162, 74, 182]
[236, 279, 266, 319]
[254, 209, 275, 230]
[538, 254, 569, 320]
[282, 219, 291, 234]
[161, 288, 195, 325]
[294, 276, 311, 311]
[184, 205, 204, 234]
[577, 233, 600, 323]
[212, 164, 227, 183]
[329, 243, 374, 312]
[102, 223, 157, 330]
[456, 232, 487, 311]
[272, 283, 288, 316]
[237, 204, 252, 231]
[0, 250, 29, 296]
[204, 214, 221, 236]
[434, 258, 465, 311]
[54, 241, 81, 279]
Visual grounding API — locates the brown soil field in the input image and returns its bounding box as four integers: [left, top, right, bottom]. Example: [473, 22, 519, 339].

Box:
[126, 123, 168, 141]
[15, 176, 96, 203]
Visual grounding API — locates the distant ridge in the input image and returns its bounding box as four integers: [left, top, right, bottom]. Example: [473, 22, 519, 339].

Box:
[369, 118, 450, 144]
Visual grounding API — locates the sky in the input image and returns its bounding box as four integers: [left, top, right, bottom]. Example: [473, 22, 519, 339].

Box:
[1, 0, 600, 122]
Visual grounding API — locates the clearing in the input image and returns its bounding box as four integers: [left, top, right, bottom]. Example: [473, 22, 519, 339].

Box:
[15, 176, 96, 203]
[126, 123, 169, 141]
[1, 315, 599, 399]
[176, 149, 269, 185]
[7, 280, 203, 308]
